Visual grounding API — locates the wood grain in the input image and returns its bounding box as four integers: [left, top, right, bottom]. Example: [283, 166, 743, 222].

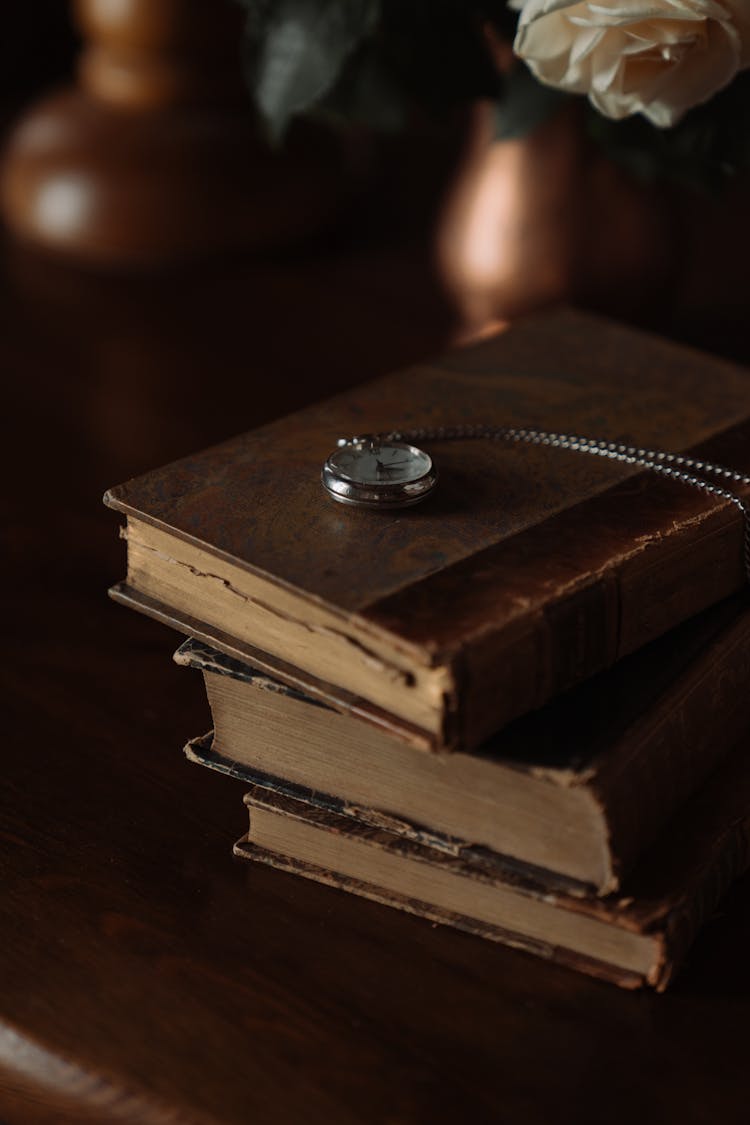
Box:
[2, 223, 750, 1125]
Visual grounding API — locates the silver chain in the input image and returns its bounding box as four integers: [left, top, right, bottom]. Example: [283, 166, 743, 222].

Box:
[378, 424, 750, 582]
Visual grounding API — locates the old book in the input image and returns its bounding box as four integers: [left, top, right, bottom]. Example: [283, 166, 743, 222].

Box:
[179, 595, 750, 892]
[233, 736, 750, 991]
[105, 308, 750, 751]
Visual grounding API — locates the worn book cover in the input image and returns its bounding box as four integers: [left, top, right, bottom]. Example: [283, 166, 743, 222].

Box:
[178, 593, 750, 892]
[233, 734, 750, 991]
[105, 307, 750, 751]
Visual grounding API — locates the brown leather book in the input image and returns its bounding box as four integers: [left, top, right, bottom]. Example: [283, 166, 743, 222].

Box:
[177, 595, 750, 893]
[105, 307, 750, 751]
[233, 735, 750, 990]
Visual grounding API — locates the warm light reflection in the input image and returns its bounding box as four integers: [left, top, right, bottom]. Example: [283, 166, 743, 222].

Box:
[437, 103, 576, 332]
[450, 142, 525, 290]
[35, 176, 93, 240]
[454, 318, 510, 346]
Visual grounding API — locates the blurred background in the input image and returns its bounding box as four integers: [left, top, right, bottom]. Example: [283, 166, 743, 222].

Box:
[1, 0, 748, 491]
[2, 0, 749, 357]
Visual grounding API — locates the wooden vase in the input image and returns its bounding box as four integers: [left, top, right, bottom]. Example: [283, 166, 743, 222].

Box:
[0, 0, 345, 267]
[435, 101, 680, 336]
[435, 98, 750, 360]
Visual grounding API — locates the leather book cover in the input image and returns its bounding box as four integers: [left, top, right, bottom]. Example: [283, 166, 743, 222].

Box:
[105, 307, 750, 750]
[234, 734, 750, 990]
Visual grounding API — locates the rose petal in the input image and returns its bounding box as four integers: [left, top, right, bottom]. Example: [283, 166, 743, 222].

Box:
[512, 0, 749, 126]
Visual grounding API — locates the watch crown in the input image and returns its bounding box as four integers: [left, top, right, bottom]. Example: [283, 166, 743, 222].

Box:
[338, 434, 380, 451]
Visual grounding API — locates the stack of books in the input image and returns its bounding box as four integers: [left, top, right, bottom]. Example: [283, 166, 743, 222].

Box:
[105, 308, 750, 989]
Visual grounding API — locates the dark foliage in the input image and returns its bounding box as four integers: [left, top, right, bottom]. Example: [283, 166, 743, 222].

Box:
[235, 0, 750, 184]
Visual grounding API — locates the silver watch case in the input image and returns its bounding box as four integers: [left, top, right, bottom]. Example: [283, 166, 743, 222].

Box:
[321, 438, 437, 510]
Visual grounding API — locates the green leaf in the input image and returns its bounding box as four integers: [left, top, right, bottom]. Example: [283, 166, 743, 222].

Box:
[239, 0, 381, 140]
[319, 41, 409, 132]
[493, 63, 567, 140]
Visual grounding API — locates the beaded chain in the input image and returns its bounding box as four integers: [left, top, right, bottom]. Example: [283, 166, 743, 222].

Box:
[378, 425, 750, 581]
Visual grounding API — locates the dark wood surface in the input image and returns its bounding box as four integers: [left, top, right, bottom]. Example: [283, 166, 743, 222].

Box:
[3, 221, 750, 1125]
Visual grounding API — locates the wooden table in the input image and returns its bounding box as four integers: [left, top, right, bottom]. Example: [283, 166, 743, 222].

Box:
[2, 232, 749, 1125]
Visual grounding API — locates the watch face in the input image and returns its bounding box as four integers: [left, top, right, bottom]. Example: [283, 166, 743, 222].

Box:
[322, 438, 437, 508]
[330, 441, 432, 485]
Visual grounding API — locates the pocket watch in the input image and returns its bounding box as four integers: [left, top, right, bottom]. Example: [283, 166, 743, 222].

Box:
[321, 435, 437, 509]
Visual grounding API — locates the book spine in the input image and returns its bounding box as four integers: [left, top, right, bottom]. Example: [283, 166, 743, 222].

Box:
[653, 814, 750, 991]
[593, 609, 750, 889]
[439, 419, 750, 751]
[460, 500, 744, 750]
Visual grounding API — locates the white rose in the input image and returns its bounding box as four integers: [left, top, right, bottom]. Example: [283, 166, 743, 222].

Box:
[511, 0, 750, 126]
